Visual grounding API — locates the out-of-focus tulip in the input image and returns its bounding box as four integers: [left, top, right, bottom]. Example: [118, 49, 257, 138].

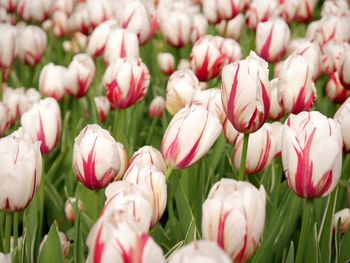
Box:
[39, 63, 66, 100]
[64, 197, 84, 222]
[0, 0, 17, 13]
[0, 128, 42, 211]
[87, 20, 118, 58]
[16, 25, 47, 66]
[278, 55, 316, 114]
[223, 118, 239, 145]
[245, 0, 278, 31]
[115, 142, 129, 180]
[233, 122, 282, 175]
[54, 0, 74, 15]
[161, 105, 222, 169]
[129, 146, 166, 174]
[334, 97, 350, 152]
[165, 69, 200, 115]
[202, 0, 245, 24]
[0, 24, 16, 71]
[178, 59, 191, 70]
[279, 0, 299, 22]
[149, 96, 165, 119]
[17, 0, 54, 22]
[338, 50, 350, 90]
[294, 0, 318, 22]
[333, 208, 350, 235]
[86, 209, 165, 263]
[103, 57, 150, 109]
[66, 3, 90, 35]
[269, 78, 285, 121]
[123, 164, 167, 226]
[0, 252, 12, 263]
[191, 13, 208, 44]
[0, 103, 10, 136]
[94, 96, 110, 123]
[52, 11, 68, 37]
[3, 87, 30, 121]
[21, 98, 61, 154]
[326, 72, 350, 104]
[322, 42, 350, 77]
[40, 231, 70, 258]
[282, 111, 342, 198]
[255, 18, 290, 63]
[26, 88, 41, 107]
[202, 178, 266, 262]
[64, 53, 95, 98]
[221, 38, 242, 63]
[216, 13, 245, 41]
[157, 52, 175, 75]
[314, 16, 350, 47]
[168, 241, 231, 263]
[104, 28, 140, 66]
[73, 124, 121, 190]
[221, 51, 270, 133]
[321, 0, 349, 17]
[86, 0, 112, 29]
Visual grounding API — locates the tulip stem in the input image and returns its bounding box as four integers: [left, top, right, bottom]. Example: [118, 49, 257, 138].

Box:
[4, 212, 12, 254]
[13, 212, 18, 251]
[295, 199, 313, 263]
[146, 118, 157, 145]
[93, 190, 100, 221]
[166, 167, 173, 182]
[238, 133, 249, 181]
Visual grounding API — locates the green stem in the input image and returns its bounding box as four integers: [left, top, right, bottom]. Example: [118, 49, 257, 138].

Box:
[4, 212, 12, 254]
[238, 133, 249, 181]
[165, 167, 173, 182]
[12, 213, 18, 251]
[146, 118, 157, 145]
[295, 199, 313, 263]
[93, 190, 100, 221]
[113, 110, 121, 140]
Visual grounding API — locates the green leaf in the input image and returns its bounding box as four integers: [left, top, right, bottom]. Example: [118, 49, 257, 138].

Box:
[73, 199, 85, 263]
[284, 242, 295, 263]
[38, 223, 65, 263]
[304, 223, 320, 263]
[339, 226, 350, 263]
[335, 220, 341, 263]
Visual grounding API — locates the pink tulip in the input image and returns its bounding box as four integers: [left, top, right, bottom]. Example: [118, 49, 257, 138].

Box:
[149, 96, 165, 119]
[326, 72, 350, 104]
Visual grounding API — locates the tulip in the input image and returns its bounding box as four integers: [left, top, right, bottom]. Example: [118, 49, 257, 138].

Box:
[94, 96, 110, 123]
[294, 0, 318, 22]
[245, 0, 278, 31]
[0, 103, 11, 136]
[21, 98, 61, 154]
[149, 96, 165, 119]
[17, 0, 54, 22]
[278, 55, 316, 114]
[104, 28, 140, 65]
[161, 105, 222, 169]
[16, 25, 47, 66]
[279, 0, 299, 22]
[333, 208, 350, 235]
[326, 72, 350, 104]
[338, 50, 350, 90]
[322, 42, 350, 77]
[86, 210, 165, 263]
[66, 3, 90, 35]
[314, 16, 350, 47]
[268, 78, 285, 121]
[255, 18, 290, 63]
[168, 241, 231, 263]
[64, 53, 95, 98]
[129, 146, 166, 174]
[334, 97, 350, 152]
[223, 118, 239, 145]
[86, 0, 112, 29]
[221, 51, 270, 133]
[123, 164, 167, 226]
[52, 11, 68, 37]
[39, 63, 66, 100]
[221, 38, 242, 64]
[73, 124, 122, 190]
[0, 0, 17, 12]
[53, 0, 74, 15]
[157, 52, 175, 75]
[202, 0, 245, 24]
[0, 24, 16, 71]
[64, 197, 84, 222]
[40, 231, 70, 258]
[0, 252, 11, 263]
[165, 69, 200, 115]
[233, 122, 282, 175]
[191, 13, 208, 44]
[103, 57, 150, 109]
[115, 142, 129, 181]
[282, 111, 342, 198]
[217, 13, 244, 41]
[321, 0, 349, 17]
[202, 178, 266, 262]
[0, 128, 42, 211]
[178, 59, 191, 70]
[3, 87, 31, 121]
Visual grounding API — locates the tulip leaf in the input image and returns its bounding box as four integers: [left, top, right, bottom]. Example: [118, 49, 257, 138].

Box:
[284, 242, 294, 263]
[38, 223, 64, 263]
[23, 196, 40, 262]
[339, 227, 350, 263]
[150, 224, 172, 251]
[73, 199, 85, 263]
[335, 220, 341, 263]
[304, 222, 320, 263]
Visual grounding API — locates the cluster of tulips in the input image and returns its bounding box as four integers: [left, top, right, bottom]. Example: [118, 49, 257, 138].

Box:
[1, 0, 350, 262]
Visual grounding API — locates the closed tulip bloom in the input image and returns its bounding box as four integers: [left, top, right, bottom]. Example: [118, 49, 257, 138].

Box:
[268, 78, 285, 121]
[221, 38, 242, 64]
[202, 178, 266, 262]
[64, 197, 84, 222]
[0, 103, 11, 136]
[223, 118, 239, 145]
[53, 0, 74, 15]
[282, 111, 342, 198]
[326, 72, 350, 104]
[222, 14, 244, 41]
[322, 42, 350, 77]
[221, 51, 270, 133]
[39, 63, 66, 100]
[314, 16, 350, 47]
[0, 0, 17, 12]
[338, 50, 350, 90]
[104, 28, 139, 66]
[66, 3, 91, 35]
[256, 18, 290, 63]
[103, 57, 150, 109]
[115, 142, 129, 181]
[0, 128, 42, 211]
[279, 0, 299, 22]
[161, 105, 222, 169]
[202, 0, 245, 24]
[86, 210, 165, 263]
[86, 0, 112, 29]
[3, 87, 30, 121]
[278, 55, 316, 114]
[178, 59, 191, 70]
[64, 53, 96, 98]
[294, 0, 318, 22]
[321, 0, 349, 17]
[129, 146, 166, 174]
[334, 97, 350, 152]
[16, 25, 47, 66]
[165, 69, 200, 115]
[191, 13, 208, 44]
[94, 96, 110, 123]
[17, 0, 54, 22]
[333, 208, 350, 235]
[245, 0, 278, 31]
[0, 24, 16, 70]
[73, 124, 121, 190]
[52, 11, 68, 37]
[168, 241, 231, 263]
[40, 231, 70, 258]
[149, 96, 165, 119]
[157, 52, 175, 75]
[21, 98, 61, 154]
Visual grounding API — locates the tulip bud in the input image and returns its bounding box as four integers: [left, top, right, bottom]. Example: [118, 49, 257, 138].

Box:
[39, 63, 66, 100]
[54, 0, 74, 15]
[321, 1, 349, 17]
[177, 59, 190, 70]
[191, 14, 208, 44]
[326, 72, 350, 104]
[0, 0, 17, 13]
[245, 0, 278, 31]
[149, 96, 165, 119]
[103, 57, 150, 109]
[333, 208, 350, 235]
[334, 97, 350, 152]
[16, 25, 47, 66]
[66, 3, 91, 35]
[221, 51, 270, 133]
[157, 52, 175, 75]
[40, 231, 70, 258]
[294, 0, 317, 22]
[0, 128, 42, 211]
[73, 124, 122, 190]
[3, 87, 30, 121]
[216, 14, 244, 41]
[278, 55, 316, 114]
[223, 118, 239, 145]
[269, 78, 285, 121]
[202, 0, 245, 24]
[0, 103, 11, 136]
[338, 50, 350, 90]
[64, 197, 84, 222]
[255, 18, 290, 63]
[86, 209, 165, 263]
[202, 178, 266, 262]
[86, 0, 112, 29]
[94, 96, 110, 123]
[322, 42, 350, 77]
[17, 0, 54, 22]
[161, 105, 222, 169]
[104, 28, 139, 66]
[0, 24, 16, 70]
[314, 16, 350, 47]
[282, 111, 342, 199]
[168, 241, 231, 263]
[279, 0, 299, 22]
[21, 98, 61, 154]
[51, 11, 68, 37]
[165, 69, 200, 115]
[129, 146, 166, 174]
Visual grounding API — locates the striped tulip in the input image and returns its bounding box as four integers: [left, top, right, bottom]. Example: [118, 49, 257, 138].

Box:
[17, 0, 54, 22]
[223, 118, 239, 145]
[157, 52, 175, 76]
[294, 0, 318, 22]
[216, 14, 244, 41]
[39, 63, 66, 101]
[314, 16, 350, 47]
[86, 0, 112, 29]
[0, 24, 16, 71]
[333, 209, 350, 235]
[64, 197, 84, 222]
[115, 142, 129, 180]
[338, 50, 350, 90]
[202, 0, 245, 24]
[268, 78, 285, 121]
[322, 42, 350, 77]
[326, 72, 350, 104]
[130, 146, 166, 174]
[191, 13, 208, 44]
[66, 3, 90, 35]
[0, 0, 17, 12]
[282, 111, 342, 199]
[334, 97, 350, 153]
[94, 96, 110, 123]
[245, 0, 278, 31]
[149, 96, 165, 119]
[3, 87, 35, 121]
[279, 0, 299, 22]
